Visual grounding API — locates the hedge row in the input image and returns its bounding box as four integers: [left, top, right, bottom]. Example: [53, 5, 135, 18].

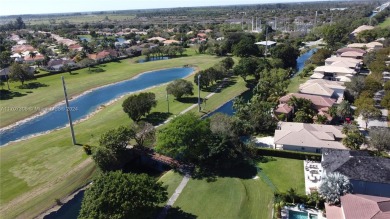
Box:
[255, 148, 322, 161]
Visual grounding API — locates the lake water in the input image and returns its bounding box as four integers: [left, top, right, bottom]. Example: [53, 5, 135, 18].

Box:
[43, 191, 84, 219]
[0, 67, 194, 146]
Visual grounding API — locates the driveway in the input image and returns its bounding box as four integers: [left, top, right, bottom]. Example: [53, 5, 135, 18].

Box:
[356, 109, 388, 129]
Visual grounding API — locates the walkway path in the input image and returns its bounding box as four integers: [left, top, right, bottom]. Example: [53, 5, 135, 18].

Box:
[157, 174, 191, 219]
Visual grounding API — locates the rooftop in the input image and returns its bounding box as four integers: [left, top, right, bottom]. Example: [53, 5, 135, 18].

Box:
[341, 194, 390, 219]
[279, 93, 336, 108]
[322, 149, 390, 184]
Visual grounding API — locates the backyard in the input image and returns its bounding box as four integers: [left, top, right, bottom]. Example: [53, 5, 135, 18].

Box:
[154, 157, 305, 219]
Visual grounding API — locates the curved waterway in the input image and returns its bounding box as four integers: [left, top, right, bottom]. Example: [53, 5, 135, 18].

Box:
[0, 67, 194, 146]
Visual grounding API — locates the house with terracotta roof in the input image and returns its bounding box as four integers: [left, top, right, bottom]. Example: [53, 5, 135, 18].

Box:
[326, 194, 390, 219]
[322, 148, 390, 197]
[273, 122, 347, 153]
[277, 93, 336, 114]
[23, 54, 45, 64]
[340, 51, 365, 59]
[299, 79, 345, 103]
[325, 56, 363, 66]
[347, 42, 384, 52]
[336, 47, 366, 56]
[312, 66, 357, 82]
[88, 50, 118, 62]
[11, 44, 35, 53]
[163, 40, 180, 45]
[350, 25, 375, 39]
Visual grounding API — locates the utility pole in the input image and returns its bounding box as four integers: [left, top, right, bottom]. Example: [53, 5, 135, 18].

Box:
[252, 17, 254, 32]
[166, 91, 169, 113]
[275, 17, 277, 30]
[198, 74, 201, 112]
[61, 76, 76, 145]
[255, 17, 258, 31]
[314, 11, 318, 26]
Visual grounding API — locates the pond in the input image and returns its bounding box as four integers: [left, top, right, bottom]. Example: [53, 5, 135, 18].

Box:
[0, 67, 194, 146]
[78, 36, 91, 42]
[43, 191, 85, 219]
[208, 49, 316, 117]
[138, 56, 170, 63]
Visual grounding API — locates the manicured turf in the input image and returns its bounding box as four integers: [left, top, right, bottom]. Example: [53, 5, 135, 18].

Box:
[0, 53, 221, 127]
[169, 176, 273, 219]
[258, 157, 305, 194]
[0, 65, 248, 218]
[378, 17, 390, 28]
[286, 75, 310, 93]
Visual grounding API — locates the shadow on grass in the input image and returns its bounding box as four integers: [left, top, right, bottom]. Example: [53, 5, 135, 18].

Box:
[142, 112, 172, 126]
[17, 82, 49, 89]
[166, 207, 197, 219]
[202, 79, 237, 93]
[177, 97, 200, 104]
[88, 67, 106, 73]
[192, 161, 258, 182]
[0, 89, 27, 100]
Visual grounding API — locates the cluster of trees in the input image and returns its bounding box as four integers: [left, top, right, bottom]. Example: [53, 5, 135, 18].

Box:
[8, 62, 35, 87]
[155, 113, 252, 170]
[142, 45, 185, 59]
[194, 57, 234, 88]
[342, 122, 365, 150]
[166, 79, 194, 100]
[79, 171, 167, 219]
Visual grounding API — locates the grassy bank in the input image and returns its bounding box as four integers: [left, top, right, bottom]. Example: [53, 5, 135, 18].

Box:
[0, 66, 248, 219]
[0, 53, 220, 127]
[287, 75, 310, 93]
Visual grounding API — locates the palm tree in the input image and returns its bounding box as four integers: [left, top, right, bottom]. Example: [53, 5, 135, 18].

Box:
[336, 100, 353, 121]
[319, 172, 352, 205]
[308, 191, 322, 209]
[29, 51, 37, 62]
[286, 188, 297, 204]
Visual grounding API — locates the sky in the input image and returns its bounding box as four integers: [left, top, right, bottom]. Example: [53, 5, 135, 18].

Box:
[0, 0, 326, 16]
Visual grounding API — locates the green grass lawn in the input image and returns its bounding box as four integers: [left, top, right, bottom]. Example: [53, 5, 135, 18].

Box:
[168, 176, 273, 219]
[0, 53, 221, 127]
[0, 61, 248, 219]
[258, 157, 305, 194]
[378, 17, 390, 28]
[286, 75, 310, 93]
[158, 170, 184, 198]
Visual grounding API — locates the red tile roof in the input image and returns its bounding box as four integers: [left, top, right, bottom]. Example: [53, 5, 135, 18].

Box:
[279, 93, 336, 108]
[341, 194, 390, 219]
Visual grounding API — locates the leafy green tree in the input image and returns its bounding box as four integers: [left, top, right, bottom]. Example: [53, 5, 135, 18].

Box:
[122, 92, 157, 122]
[342, 130, 365, 150]
[78, 58, 96, 71]
[381, 92, 390, 109]
[345, 76, 365, 99]
[355, 96, 382, 130]
[364, 76, 382, 95]
[308, 48, 332, 66]
[8, 62, 34, 86]
[270, 44, 300, 69]
[233, 57, 258, 81]
[166, 79, 194, 100]
[286, 188, 298, 204]
[79, 171, 167, 219]
[384, 81, 390, 91]
[155, 113, 210, 161]
[308, 191, 322, 209]
[294, 110, 314, 123]
[322, 24, 348, 50]
[220, 57, 235, 72]
[232, 36, 259, 57]
[287, 96, 316, 123]
[369, 127, 390, 152]
[194, 71, 211, 88]
[61, 63, 73, 74]
[93, 126, 134, 171]
[315, 114, 328, 124]
[254, 68, 289, 102]
[319, 172, 352, 205]
[130, 121, 156, 148]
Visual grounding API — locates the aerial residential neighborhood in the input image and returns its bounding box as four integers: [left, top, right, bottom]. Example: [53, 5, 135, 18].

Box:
[0, 0, 389, 219]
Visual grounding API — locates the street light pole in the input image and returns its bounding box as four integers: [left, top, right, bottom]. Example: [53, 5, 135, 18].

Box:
[198, 74, 201, 112]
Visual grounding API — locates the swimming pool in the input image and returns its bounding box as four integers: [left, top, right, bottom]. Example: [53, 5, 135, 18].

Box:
[289, 210, 308, 219]
[288, 210, 318, 219]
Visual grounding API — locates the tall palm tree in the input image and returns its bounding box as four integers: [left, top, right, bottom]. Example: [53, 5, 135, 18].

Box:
[337, 100, 353, 120]
[29, 51, 37, 62]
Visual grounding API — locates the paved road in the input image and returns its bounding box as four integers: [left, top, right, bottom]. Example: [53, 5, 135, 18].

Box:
[356, 109, 388, 129]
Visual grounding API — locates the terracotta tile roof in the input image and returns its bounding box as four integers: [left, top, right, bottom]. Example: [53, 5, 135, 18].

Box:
[314, 66, 357, 74]
[351, 25, 375, 35]
[336, 47, 367, 55]
[274, 122, 346, 150]
[341, 194, 390, 219]
[275, 103, 293, 114]
[325, 203, 343, 219]
[279, 93, 336, 108]
[11, 44, 35, 53]
[341, 51, 365, 58]
[299, 83, 334, 97]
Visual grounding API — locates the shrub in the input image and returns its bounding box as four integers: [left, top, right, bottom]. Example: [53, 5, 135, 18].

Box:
[256, 148, 321, 161]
